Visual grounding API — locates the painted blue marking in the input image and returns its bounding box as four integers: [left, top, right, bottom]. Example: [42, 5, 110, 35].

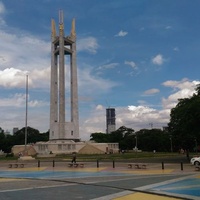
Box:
[0, 170, 130, 179]
[153, 178, 200, 197]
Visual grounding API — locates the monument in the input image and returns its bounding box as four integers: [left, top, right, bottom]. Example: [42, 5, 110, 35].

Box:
[12, 11, 119, 156]
[50, 10, 79, 141]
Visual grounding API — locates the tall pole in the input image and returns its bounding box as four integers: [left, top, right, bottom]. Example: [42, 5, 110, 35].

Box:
[25, 74, 28, 154]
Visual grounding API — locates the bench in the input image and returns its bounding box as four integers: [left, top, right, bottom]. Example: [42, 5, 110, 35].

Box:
[8, 163, 24, 168]
[128, 163, 146, 169]
[68, 163, 84, 168]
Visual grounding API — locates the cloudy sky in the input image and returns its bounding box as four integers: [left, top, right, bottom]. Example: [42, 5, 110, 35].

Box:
[0, 0, 200, 140]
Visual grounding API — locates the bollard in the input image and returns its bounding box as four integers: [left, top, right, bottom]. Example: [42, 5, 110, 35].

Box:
[38, 160, 40, 168]
[53, 160, 55, 167]
[162, 162, 164, 170]
[97, 159, 99, 168]
[181, 162, 183, 171]
[113, 160, 115, 168]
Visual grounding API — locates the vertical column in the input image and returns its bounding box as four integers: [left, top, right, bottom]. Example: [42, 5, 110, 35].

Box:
[70, 19, 79, 138]
[50, 19, 58, 140]
[59, 10, 65, 139]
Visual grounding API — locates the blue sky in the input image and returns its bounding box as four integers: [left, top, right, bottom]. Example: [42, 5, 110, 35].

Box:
[0, 0, 200, 140]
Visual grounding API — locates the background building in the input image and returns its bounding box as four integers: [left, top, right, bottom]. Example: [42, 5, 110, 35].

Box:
[106, 108, 116, 134]
[13, 127, 19, 134]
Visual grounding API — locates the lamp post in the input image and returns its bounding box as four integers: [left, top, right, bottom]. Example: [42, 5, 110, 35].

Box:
[135, 134, 138, 150]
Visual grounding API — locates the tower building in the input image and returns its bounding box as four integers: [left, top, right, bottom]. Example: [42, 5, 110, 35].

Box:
[50, 11, 79, 141]
[106, 108, 116, 134]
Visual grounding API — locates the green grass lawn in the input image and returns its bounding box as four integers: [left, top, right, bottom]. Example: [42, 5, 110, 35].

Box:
[0, 151, 196, 163]
[53, 152, 190, 162]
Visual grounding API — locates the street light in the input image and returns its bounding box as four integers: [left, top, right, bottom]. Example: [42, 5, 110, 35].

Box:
[129, 132, 138, 151]
[135, 134, 138, 150]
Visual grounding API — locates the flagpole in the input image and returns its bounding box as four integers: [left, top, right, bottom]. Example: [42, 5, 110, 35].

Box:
[25, 74, 28, 155]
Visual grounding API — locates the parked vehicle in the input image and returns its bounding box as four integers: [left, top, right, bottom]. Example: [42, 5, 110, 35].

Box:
[190, 156, 200, 165]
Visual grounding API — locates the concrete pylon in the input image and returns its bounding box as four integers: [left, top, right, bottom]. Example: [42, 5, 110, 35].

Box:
[50, 10, 79, 141]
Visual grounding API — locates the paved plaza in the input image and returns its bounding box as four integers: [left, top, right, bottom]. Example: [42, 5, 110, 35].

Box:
[0, 161, 199, 199]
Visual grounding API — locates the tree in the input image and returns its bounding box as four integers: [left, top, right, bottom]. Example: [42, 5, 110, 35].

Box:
[168, 84, 200, 151]
[90, 126, 135, 150]
[137, 129, 170, 152]
[14, 127, 49, 144]
[90, 132, 109, 143]
[0, 127, 49, 153]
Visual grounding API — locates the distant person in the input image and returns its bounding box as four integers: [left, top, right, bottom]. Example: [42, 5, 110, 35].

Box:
[71, 153, 76, 164]
[18, 152, 23, 158]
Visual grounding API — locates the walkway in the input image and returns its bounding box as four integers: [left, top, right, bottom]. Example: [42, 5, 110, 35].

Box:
[0, 162, 199, 199]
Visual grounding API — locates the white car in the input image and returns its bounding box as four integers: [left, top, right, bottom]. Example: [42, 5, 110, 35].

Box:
[190, 156, 200, 165]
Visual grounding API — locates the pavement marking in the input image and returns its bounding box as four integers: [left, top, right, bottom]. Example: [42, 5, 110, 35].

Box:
[0, 183, 77, 193]
[136, 174, 196, 191]
[7, 167, 47, 171]
[122, 169, 174, 175]
[0, 167, 199, 199]
[159, 184, 200, 191]
[113, 192, 179, 200]
[58, 167, 107, 172]
[0, 178, 24, 182]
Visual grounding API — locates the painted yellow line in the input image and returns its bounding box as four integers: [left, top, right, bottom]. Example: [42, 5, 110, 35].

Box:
[58, 167, 107, 172]
[0, 178, 24, 182]
[122, 169, 174, 175]
[113, 192, 178, 200]
[8, 167, 47, 171]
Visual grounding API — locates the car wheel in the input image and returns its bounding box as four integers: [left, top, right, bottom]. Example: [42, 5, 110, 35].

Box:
[194, 161, 200, 166]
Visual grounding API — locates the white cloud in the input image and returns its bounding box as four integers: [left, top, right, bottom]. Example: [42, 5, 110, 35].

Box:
[152, 54, 164, 65]
[31, 67, 50, 88]
[97, 63, 119, 70]
[0, 93, 25, 107]
[0, 93, 48, 108]
[117, 106, 168, 131]
[0, 67, 50, 89]
[162, 78, 200, 110]
[77, 37, 99, 54]
[173, 47, 179, 51]
[78, 67, 119, 96]
[115, 30, 128, 37]
[0, 68, 28, 88]
[96, 104, 104, 111]
[162, 78, 198, 91]
[143, 88, 160, 95]
[0, 31, 50, 71]
[124, 61, 137, 69]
